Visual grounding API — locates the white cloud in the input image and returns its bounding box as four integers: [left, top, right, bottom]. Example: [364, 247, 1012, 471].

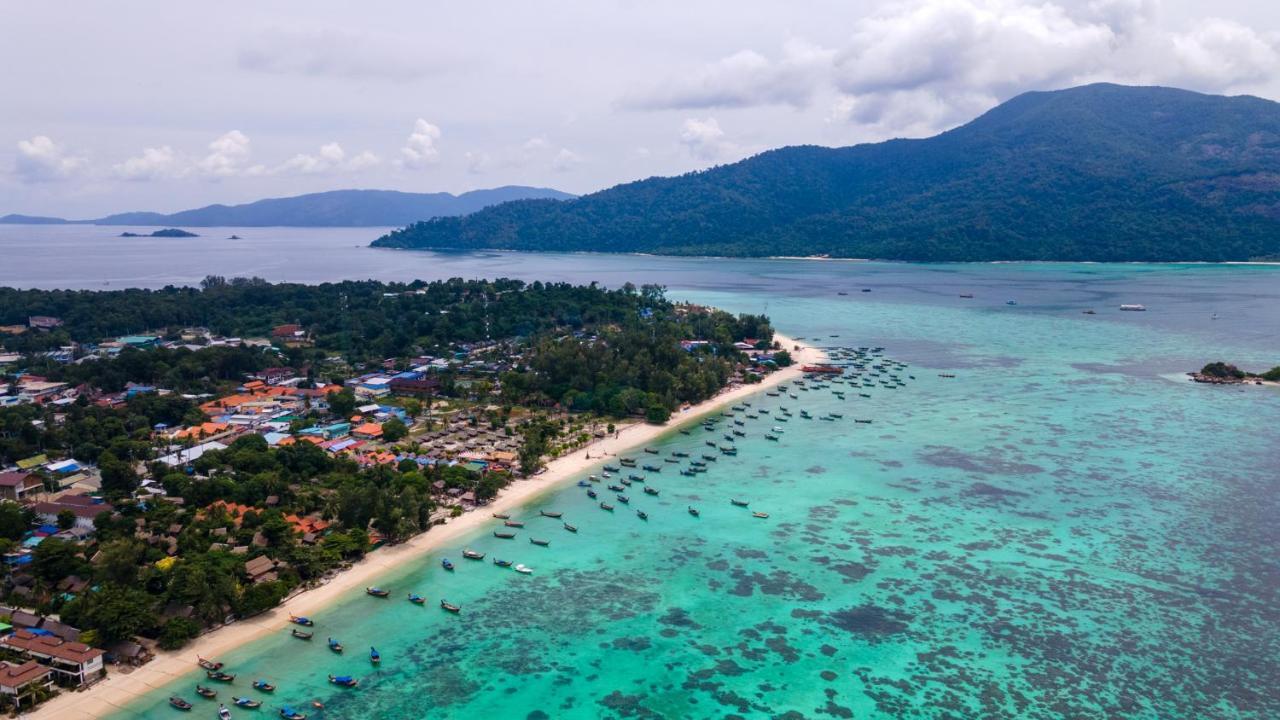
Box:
[399, 119, 441, 169]
[1169, 19, 1280, 88]
[197, 130, 264, 177]
[623, 41, 833, 110]
[465, 151, 492, 174]
[276, 142, 380, 175]
[14, 135, 86, 182]
[551, 147, 583, 172]
[237, 27, 439, 81]
[113, 145, 179, 181]
[679, 118, 743, 162]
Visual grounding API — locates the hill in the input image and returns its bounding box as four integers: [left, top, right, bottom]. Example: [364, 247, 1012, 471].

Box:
[1, 187, 574, 228]
[373, 84, 1280, 261]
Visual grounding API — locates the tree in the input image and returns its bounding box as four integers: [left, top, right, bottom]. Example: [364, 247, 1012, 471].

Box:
[96, 539, 145, 586]
[158, 617, 200, 650]
[98, 450, 139, 496]
[84, 585, 157, 643]
[772, 349, 794, 367]
[56, 509, 76, 530]
[645, 403, 671, 425]
[381, 418, 408, 442]
[326, 388, 356, 418]
[32, 537, 87, 583]
[0, 502, 29, 540]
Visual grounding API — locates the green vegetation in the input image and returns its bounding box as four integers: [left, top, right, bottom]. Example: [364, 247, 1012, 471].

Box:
[1199, 362, 1247, 380]
[374, 84, 1280, 262]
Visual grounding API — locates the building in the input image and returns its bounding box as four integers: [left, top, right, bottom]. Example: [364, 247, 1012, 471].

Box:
[27, 316, 62, 332]
[243, 555, 279, 584]
[157, 440, 228, 467]
[29, 494, 114, 530]
[389, 376, 442, 397]
[0, 660, 53, 708]
[0, 472, 43, 502]
[0, 629, 104, 687]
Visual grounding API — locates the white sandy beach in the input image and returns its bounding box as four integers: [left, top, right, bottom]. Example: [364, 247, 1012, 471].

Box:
[36, 335, 825, 719]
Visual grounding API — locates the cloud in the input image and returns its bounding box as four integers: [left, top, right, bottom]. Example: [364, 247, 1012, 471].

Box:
[237, 27, 438, 81]
[1168, 19, 1280, 88]
[277, 142, 380, 175]
[623, 40, 833, 110]
[679, 118, 743, 162]
[14, 135, 86, 182]
[113, 145, 179, 181]
[551, 147, 583, 172]
[399, 119, 441, 169]
[197, 130, 265, 177]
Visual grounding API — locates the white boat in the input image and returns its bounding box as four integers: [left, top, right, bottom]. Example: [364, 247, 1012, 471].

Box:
[514, 564, 533, 574]
[1119, 304, 1146, 311]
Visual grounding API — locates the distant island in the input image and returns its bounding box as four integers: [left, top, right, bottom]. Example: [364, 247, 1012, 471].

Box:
[1190, 362, 1280, 385]
[374, 83, 1280, 262]
[0, 186, 574, 228]
[120, 228, 198, 238]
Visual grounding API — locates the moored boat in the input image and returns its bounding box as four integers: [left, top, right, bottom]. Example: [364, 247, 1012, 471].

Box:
[169, 697, 193, 711]
[441, 559, 455, 571]
[600, 502, 615, 511]
[366, 586, 390, 597]
[219, 705, 232, 720]
[514, 564, 533, 574]
[530, 537, 550, 546]
[492, 512, 511, 519]
[504, 519, 525, 527]
[752, 511, 770, 519]
[252, 679, 276, 692]
[688, 506, 700, 517]
[408, 593, 426, 605]
[730, 499, 749, 507]
[586, 488, 598, 498]
[328, 637, 343, 653]
[493, 558, 513, 567]
[291, 628, 313, 640]
[196, 685, 217, 699]
[232, 696, 261, 708]
[493, 531, 516, 539]
[279, 706, 308, 720]
[440, 599, 462, 613]
[370, 647, 380, 664]
[563, 523, 578, 533]
[540, 510, 563, 518]
[197, 656, 223, 671]
[289, 615, 313, 627]
[636, 510, 648, 520]
[206, 671, 235, 682]
[463, 549, 485, 560]
[329, 674, 360, 688]
[643, 486, 659, 496]
[616, 494, 630, 504]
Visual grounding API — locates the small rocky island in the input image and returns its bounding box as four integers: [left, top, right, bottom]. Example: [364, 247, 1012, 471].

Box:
[119, 228, 199, 238]
[1189, 362, 1280, 385]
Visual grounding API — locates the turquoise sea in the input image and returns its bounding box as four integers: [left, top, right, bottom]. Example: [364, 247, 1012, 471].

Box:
[4, 228, 1274, 718]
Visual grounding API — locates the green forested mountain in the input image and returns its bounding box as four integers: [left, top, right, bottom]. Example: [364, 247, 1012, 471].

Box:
[374, 84, 1280, 261]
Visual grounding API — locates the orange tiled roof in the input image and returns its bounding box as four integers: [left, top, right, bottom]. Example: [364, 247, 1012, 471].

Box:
[352, 422, 383, 437]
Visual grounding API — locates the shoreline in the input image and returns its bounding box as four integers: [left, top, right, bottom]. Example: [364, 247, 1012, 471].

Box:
[36, 334, 825, 720]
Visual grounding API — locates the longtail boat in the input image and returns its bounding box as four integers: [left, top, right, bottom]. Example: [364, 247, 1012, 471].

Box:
[563, 523, 578, 533]
[440, 599, 462, 613]
[328, 638, 343, 653]
[492, 558, 513, 567]
[291, 629, 313, 640]
[636, 510, 648, 520]
[753, 511, 770, 519]
[366, 587, 390, 597]
[730, 499, 750, 507]
[289, 615, 314, 627]
[530, 537, 550, 546]
[169, 697, 193, 711]
[441, 558, 455, 571]
[688, 506, 700, 517]
[408, 593, 426, 605]
[493, 530, 516, 539]
[462, 549, 485, 560]
[232, 697, 261, 708]
[492, 512, 511, 519]
[370, 647, 380, 664]
[643, 487, 659, 496]
[279, 707, 307, 719]
[540, 510, 563, 518]
[252, 680, 276, 692]
[206, 671, 235, 683]
[504, 520, 525, 528]
[196, 685, 217, 699]
[197, 656, 223, 671]
[600, 502, 615, 511]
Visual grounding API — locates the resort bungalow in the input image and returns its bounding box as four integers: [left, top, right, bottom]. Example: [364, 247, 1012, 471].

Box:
[0, 629, 104, 687]
[0, 660, 53, 708]
[0, 472, 43, 502]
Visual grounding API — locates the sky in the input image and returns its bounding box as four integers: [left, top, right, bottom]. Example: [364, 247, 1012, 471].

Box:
[3, 0, 1280, 217]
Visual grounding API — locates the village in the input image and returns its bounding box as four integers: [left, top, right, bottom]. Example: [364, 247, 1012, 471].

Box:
[0, 298, 786, 713]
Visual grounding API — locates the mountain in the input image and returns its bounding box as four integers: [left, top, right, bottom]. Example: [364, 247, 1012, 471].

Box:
[1, 187, 575, 228]
[373, 84, 1280, 262]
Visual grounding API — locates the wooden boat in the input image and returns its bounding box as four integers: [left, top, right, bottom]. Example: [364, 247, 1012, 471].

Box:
[492, 512, 511, 519]
[366, 586, 390, 597]
[493, 558, 513, 567]
[688, 506, 700, 517]
[603, 464, 621, 472]
[252, 680, 276, 692]
[504, 520, 525, 528]
[628, 474, 645, 482]
[530, 538, 550, 546]
[493, 531, 516, 539]
[643, 486, 659, 496]
[615, 494, 630, 504]
[620, 478, 632, 486]
[463, 549, 485, 560]
[586, 489, 598, 498]
[279, 707, 307, 720]
[752, 511, 770, 519]
[441, 558, 455, 571]
[169, 697, 194, 711]
[600, 502, 615, 511]
[720, 447, 737, 455]
[232, 697, 261, 708]
[289, 615, 313, 627]
[198, 656, 224, 671]
[206, 671, 235, 682]
[705, 440, 717, 447]
[644, 447, 659, 454]
[730, 499, 749, 507]
[440, 600, 462, 614]
[636, 510, 648, 520]
[514, 564, 533, 574]
[327, 638, 343, 653]
[672, 451, 689, 457]
[329, 674, 360, 687]
[608, 484, 625, 492]
[540, 510, 563, 518]
[701, 454, 717, 461]
[663, 457, 679, 464]
[563, 523, 578, 533]
[370, 647, 380, 664]
[408, 593, 426, 605]
[681, 469, 695, 477]
[679, 429, 691, 435]
[219, 705, 232, 720]
[196, 685, 217, 699]
[643, 464, 662, 472]
[619, 458, 637, 467]
[291, 628, 313, 640]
